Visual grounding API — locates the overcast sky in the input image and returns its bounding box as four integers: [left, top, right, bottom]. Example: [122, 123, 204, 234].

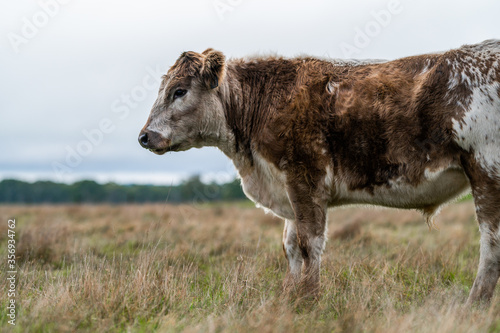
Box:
[1, 0, 499, 184]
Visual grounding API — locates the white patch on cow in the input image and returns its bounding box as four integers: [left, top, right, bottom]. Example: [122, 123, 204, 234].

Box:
[324, 164, 334, 187]
[321, 164, 335, 201]
[326, 81, 339, 94]
[308, 235, 326, 262]
[146, 85, 231, 150]
[477, 222, 500, 273]
[424, 167, 445, 180]
[420, 58, 437, 75]
[331, 164, 469, 210]
[467, 219, 500, 304]
[237, 151, 295, 220]
[461, 71, 473, 86]
[447, 72, 460, 91]
[325, 58, 388, 67]
[467, 39, 500, 53]
[421, 65, 430, 75]
[147, 121, 170, 138]
[453, 83, 500, 177]
[477, 224, 493, 280]
[146, 88, 189, 139]
[446, 40, 500, 103]
[283, 219, 302, 278]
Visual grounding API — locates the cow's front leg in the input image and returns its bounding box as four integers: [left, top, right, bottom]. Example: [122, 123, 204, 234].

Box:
[287, 184, 327, 297]
[282, 218, 303, 290]
[297, 221, 326, 296]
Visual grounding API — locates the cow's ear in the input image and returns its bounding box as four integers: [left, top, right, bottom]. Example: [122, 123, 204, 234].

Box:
[201, 48, 214, 55]
[202, 49, 225, 89]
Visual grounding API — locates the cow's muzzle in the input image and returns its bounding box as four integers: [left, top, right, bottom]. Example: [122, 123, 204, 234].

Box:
[138, 131, 149, 148]
[138, 130, 170, 155]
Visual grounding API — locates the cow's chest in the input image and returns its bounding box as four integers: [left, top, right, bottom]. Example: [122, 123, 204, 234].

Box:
[237, 153, 295, 220]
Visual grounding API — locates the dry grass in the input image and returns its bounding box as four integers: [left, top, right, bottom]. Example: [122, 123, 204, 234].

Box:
[1, 201, 500, 332]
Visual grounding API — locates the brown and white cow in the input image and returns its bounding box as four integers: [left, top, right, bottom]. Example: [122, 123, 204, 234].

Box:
[138, 40, 500, 304]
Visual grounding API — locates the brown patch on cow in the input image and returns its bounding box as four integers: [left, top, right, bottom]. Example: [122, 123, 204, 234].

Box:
[168, 51, 204, 78]
[202, 50, 226, 89]
[221, 53, 465, 195]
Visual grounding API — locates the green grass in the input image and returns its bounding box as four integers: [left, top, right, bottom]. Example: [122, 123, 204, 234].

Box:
[0, 202, 498, 332]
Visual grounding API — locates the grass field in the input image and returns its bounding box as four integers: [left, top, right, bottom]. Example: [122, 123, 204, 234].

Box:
[1, 200, 500, 332]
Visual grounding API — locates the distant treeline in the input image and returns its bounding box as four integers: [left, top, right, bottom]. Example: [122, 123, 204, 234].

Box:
[0, 176, 247, 204]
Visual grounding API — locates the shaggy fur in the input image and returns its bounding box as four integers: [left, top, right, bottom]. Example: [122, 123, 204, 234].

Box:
[139, 40, 500, 304]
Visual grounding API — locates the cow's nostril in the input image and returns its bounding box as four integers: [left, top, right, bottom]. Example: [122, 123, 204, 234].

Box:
[139, 133, 149, 148]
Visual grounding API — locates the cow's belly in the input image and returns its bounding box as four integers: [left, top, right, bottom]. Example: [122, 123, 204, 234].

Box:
[237, 153, 470, 219]
[331, 167, 470, 209]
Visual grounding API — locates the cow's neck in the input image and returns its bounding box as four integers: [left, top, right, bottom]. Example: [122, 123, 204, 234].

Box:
[215, 59, 296, 166]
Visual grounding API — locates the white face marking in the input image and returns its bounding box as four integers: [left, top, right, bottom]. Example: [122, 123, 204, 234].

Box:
[147, 88, 197, 139]
[147, 118, 171, 139]
[144, 78, 230, 151]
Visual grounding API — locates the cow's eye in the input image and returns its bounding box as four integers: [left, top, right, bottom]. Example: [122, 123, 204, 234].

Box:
[173, 89, 187, 100]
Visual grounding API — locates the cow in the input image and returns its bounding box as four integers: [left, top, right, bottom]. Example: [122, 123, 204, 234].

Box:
[138, 40, 500, 305]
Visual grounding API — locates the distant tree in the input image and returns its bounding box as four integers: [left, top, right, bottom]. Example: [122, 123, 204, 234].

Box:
[0, 177, 248, 204]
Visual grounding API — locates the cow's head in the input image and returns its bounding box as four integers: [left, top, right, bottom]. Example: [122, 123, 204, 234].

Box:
[138, 49, 226, 154]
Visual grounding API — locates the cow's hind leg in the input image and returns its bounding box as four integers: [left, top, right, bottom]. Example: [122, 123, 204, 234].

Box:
[468, 222, 500, 305]
[465, 165, 500, 305]
[282, 219, 303, 291]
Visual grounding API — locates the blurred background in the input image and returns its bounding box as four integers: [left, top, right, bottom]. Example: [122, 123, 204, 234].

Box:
[1, 0, 499, 201]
